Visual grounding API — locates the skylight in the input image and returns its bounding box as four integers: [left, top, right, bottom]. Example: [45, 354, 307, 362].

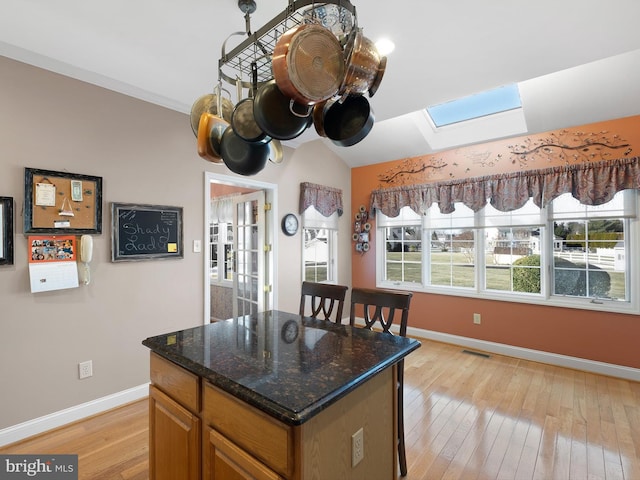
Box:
[426, 84, 522, 128]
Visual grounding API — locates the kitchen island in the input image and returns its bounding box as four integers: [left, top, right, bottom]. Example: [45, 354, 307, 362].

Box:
[142, 310, 421, 480]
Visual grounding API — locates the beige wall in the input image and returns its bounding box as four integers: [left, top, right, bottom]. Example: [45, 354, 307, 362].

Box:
[0, 56, 351, 430]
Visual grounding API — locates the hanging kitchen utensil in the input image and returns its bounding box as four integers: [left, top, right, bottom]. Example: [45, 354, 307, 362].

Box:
[219, 125, 270, 176]
[312, 99, 329, 137]
[368, 55, 387, 97]
[197, 112, 227, 163]
[268, 139, 284, 164]
[189, 85, 234, 137]
[302, 3, 354, 38]
[253, 79, 312, 141]
[339, 28, 383, 98]
[273, 23, 345, 105]
[231, 63, 271, 144]
[322, 94, 374, 147]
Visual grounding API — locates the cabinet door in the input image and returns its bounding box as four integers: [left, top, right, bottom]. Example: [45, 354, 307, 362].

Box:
[149, 385, 201, 480]
[204, 427, 283, 480]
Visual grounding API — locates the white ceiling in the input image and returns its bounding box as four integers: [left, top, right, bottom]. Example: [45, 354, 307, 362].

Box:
[2, 0, 640, 168]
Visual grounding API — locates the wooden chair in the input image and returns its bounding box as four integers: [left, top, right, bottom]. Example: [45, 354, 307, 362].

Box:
[349, 287, 413, 477]
[299, 281, 349, 323]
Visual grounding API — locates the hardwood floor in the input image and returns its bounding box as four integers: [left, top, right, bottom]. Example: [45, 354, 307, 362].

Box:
[2, 339, 639, 479]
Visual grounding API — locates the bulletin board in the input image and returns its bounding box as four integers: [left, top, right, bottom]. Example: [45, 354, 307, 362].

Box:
[24, 168, 103, 234]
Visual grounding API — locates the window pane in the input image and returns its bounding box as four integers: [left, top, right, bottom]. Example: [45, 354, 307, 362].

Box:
[553, 218, 626, 300]
[384, 226, 421, 283]
[303, 228, 330, 283]
[430, 229, 475, 287]
[485, 226, 542, 294]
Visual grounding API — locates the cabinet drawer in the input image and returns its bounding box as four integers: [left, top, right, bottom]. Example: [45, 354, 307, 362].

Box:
[203, 382, 292, 477]
[205, 427, 283, 480]
[150, 352, 200, 413]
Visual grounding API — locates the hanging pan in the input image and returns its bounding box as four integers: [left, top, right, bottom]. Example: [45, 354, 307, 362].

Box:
[273, 23, 345, 105]
[322, 94, 374, 147]
[339, 28, 384, 98]
[196, 112, 228, 164]
[231, 63, 271, 144]
[219, 126, 270, 176]
[190, 86, 234, 137]
[253, 79, 312, 141]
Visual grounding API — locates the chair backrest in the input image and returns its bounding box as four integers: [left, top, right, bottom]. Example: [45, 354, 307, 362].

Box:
[299, 281, 349, 323]
[349, 287, 413, 336]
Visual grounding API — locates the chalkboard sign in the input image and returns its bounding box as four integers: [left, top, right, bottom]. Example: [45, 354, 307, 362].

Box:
[111, 203, 184, 262]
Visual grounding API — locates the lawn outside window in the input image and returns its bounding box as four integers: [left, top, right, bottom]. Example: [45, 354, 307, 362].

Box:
[376, 190, 639, 314]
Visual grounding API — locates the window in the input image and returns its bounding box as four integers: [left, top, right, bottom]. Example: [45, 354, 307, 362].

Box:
[376, 190, 638, 313]
[551, 192, 631, 302]
[379, 207, 421, 284]
[210, 222, 233, 283]
[426, 84, 522, 127]
[302, 206, 338, 283]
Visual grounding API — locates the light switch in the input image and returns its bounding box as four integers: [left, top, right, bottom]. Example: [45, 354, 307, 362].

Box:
[193, 240, 202, 253]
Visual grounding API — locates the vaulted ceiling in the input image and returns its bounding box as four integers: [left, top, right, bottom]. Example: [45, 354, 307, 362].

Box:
[2, 0, 640, 167]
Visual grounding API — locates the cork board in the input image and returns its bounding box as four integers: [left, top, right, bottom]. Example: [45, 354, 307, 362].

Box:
[24, 168, 103, 234]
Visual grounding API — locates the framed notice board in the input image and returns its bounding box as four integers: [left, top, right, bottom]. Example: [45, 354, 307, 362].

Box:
[111, 203, 184, 262]
[24, 167, 103, 234]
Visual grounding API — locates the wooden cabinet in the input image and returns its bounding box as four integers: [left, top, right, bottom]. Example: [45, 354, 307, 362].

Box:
[149, 352, 201, 480]
[202, 382, 293, 478]
[204, 427, 283, 480]
[149, 385, 201, 480]
[149, 352, 396, 480]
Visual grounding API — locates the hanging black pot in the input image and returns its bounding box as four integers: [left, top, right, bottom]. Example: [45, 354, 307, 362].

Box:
[253, 79, 312, 141]
[219, 126, 270, 176]
[322, 94, 375, 147]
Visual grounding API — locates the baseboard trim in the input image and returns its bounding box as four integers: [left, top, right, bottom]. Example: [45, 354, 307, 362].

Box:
[410, 326, 640, 382]
[0, 383, 149, 448]
[2, 328, 638, 447]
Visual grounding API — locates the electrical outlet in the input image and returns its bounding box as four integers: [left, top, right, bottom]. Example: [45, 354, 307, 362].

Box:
[352, 427, 364, 467]
[79, 360, 93, 379]
[473, 313, 481, 324]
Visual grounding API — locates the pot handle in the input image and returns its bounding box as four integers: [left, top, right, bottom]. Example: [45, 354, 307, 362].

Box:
[289, 99, 313, 118]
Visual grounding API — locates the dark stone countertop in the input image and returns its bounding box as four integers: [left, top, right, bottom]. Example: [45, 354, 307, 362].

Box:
[142, 310, 421, 426]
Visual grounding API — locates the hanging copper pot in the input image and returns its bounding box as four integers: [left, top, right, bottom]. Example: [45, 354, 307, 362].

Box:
[368, 56, 387, 97]
[339, 28, 384, 98]
[312, 99, 329, 137]
[273, 23, 345, 105]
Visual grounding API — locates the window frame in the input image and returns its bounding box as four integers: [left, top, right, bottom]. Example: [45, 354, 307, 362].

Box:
[301, 207, 339, 284]
[209, 221, 234, 286]
[375, 190, 640, 314]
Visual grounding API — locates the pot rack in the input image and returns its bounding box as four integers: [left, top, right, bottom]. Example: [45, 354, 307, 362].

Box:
[218, 0, 356, 90]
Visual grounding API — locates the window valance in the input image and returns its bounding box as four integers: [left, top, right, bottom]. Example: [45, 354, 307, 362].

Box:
[300, 182, 344, 217]
[370, 156, 640, 217]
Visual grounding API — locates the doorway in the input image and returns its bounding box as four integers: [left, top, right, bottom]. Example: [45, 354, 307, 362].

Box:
[204, 172, 277, 324]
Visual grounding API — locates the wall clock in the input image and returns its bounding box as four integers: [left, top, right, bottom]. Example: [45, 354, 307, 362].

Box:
[281, 213, 299, 236]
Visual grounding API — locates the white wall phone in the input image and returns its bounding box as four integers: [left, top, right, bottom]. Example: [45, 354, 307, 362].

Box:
[79, 234, 93, 285]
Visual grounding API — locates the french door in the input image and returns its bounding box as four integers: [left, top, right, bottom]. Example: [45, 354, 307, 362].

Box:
[232, 191, 266, 318]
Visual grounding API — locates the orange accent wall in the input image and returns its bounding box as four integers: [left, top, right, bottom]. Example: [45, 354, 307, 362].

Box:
[351, 115, 640, 369]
